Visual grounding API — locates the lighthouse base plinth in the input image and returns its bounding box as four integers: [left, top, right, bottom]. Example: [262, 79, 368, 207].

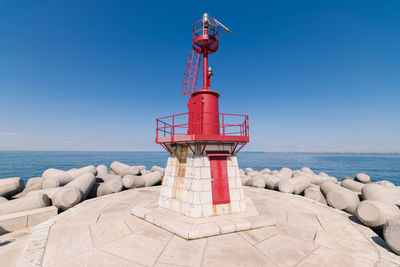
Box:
[158, 143, 246, 218]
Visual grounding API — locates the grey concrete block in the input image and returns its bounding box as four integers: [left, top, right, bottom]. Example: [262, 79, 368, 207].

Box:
[42, 168, 73, 189]
[326, 187, 360, 214]
[68, 165, 97, 178]
[245, 176, 265, 188]
[341, 179, 365, 193]
[362, 183, 400, 206]
[122, 175, 145, 189]
[374, 180, 396, 188]
[301, 167, 314, 174]
[304, 186, 327, 205]
[355, 173, 371, 184]
[110, 161, 140, 176]
[97, 178, 123, 197]
[383, 217, 400, 255]
[96, 164, 108, 176]
[276, 167, 292, 179]
[278, 176, 310, 195]
[143, 171, 162, 187]
[26, 177, 43, 188]
[356, 200, 400, 228]
[0, 177, 24, 198]
[263, 174, 283, 190]
[52, 173, 96, 211]
[0, 193, 50, 216]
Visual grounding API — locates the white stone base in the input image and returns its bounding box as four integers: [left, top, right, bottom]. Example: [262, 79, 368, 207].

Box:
[158, 143, 246, 217]
[132, 196, 275, 240]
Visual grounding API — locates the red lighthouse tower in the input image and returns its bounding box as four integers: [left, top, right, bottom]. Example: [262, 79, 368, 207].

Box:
[156, 13, 249, 217]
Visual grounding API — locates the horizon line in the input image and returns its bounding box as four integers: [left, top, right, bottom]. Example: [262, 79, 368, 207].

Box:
[0, 150, 399, 155]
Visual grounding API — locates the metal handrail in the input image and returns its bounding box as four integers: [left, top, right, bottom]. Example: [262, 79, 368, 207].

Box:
[156, 112, 249, 140]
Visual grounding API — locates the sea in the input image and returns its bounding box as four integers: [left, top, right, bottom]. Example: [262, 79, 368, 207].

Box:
[0, 151, 399, 185]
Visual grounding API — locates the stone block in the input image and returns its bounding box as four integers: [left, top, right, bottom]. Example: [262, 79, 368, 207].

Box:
[202, 179, 212, 191]
[191, 179, 203, 191]
[185, 167, 195, 178]
[240, 199, 246, 212]
[189, 204, 202, 218]
[189, 223, 220, 239]
[192, 192, 201, 205]
[182, 190, 193, 203]
[202, 204, 213, 216]
[231, 218, 251, 231]
[214, 204, 231, 215]
[193, 156, 203, 166]
[194, 167, 201, 179]
[200, 191, 212, 204]
[230, 189, 241, 201]
[0, 212, 27, 233]
[231, 156, 238, 167]
[186, 157, 194, 167]
[227, 167, 236, 178]
[230, 200, 241, 213]
[200, 167, 211, 179]
[27, 206, 58, 227]
[203, 156, 210, 167]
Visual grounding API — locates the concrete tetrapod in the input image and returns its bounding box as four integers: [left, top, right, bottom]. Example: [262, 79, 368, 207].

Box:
[97, 173, 122, 182]
[151, 165, 165, 175]
[0, 197, 8, 203]
[245, 175, 265, 188]
[355, 173, 371, 184]
[122, 175, 145, 189]
[68, 165, 97, 178]
[26, 177, 43, 188]
[320, 181, 339, 197]
[341, 179, 365, 192]
[110, 161, 141, 176]
[42, 168, 73, 189]
[362, 183, 400, 206]
[240, 175, 250, 186]
[374, 180, 396, 188]
[0, 177, 24, 198]
[383, 217, 400, 255]
[278, 176, 310, 194]
[263, 174, 284, 190]
[244, 168, 254, 175]
[304, 186, 327, 205]
[356, 200, 400, 228]
[326, 187, 360, 214]
[0, 192, 50, 216]
[276, 167, 292, 179]
[143, 171, 162, 187]
[52, 173, 96, 211]
[26, 188, 61, 200]
[96, 164, 108, 176]
[96, 178, 123, 197]
[301, 167, 314, 174]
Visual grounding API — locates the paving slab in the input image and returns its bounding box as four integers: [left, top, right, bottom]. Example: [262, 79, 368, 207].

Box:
[15, 186, 400, 267]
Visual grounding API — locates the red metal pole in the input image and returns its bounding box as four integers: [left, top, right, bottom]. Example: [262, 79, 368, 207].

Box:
[203, 53, 208, 90]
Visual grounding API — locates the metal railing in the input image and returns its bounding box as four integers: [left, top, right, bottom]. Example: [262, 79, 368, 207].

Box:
[156, 112, 249, 140]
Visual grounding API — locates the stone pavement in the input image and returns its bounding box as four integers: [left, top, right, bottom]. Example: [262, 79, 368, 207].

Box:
[17, 186, 400, 267]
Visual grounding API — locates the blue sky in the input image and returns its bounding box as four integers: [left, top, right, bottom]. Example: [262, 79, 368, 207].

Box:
[0, 0, 399, 152]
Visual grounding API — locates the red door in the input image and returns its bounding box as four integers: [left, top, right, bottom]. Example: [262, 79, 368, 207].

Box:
[209, 156, 230, 205]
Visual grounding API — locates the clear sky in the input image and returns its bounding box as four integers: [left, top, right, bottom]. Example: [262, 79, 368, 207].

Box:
[1, 1, 399, 152]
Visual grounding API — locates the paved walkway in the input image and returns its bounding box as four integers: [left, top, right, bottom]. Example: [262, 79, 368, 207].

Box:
[18, 186, 400, 266]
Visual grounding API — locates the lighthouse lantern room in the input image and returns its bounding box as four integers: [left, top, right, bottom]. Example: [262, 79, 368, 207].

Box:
[156, 13, 249, 217]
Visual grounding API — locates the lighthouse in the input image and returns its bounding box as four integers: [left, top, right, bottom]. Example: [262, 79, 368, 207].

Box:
[156, 13, 249, 217]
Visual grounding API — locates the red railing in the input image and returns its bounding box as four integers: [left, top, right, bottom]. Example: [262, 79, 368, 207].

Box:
[155, 112, 249, 143]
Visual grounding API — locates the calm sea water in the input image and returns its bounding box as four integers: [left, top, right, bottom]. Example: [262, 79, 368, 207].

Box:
[0, 151, 399, 185]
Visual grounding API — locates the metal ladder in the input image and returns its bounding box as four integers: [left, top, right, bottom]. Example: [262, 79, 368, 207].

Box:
[182, 50, 201, 96]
